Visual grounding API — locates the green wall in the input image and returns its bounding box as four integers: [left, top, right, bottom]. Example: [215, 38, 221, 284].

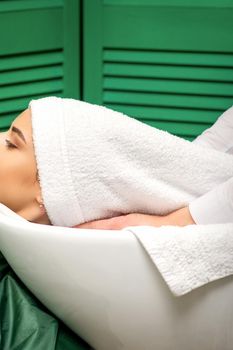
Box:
[1, 0, 233, 140]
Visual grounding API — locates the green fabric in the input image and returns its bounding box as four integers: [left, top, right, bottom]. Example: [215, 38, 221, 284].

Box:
[0, 252, 93, 350]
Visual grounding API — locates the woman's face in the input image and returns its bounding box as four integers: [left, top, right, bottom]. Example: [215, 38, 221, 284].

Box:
[0, 108, 43, 218]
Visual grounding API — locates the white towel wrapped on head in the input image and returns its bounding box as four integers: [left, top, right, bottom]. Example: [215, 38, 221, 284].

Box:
[29, 96, 233, 227]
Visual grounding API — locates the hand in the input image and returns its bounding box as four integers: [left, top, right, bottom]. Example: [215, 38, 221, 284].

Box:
[72, 206, 196, 230]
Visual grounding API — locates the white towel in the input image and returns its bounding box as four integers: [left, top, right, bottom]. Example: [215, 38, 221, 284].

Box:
[30, 97, 233, 227]
[124, 223, 233, 296]
[30, 97, 233, 296]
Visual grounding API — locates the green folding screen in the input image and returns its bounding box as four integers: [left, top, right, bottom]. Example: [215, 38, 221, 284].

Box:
[1, 0, 233, 137]
[0, 0, 80, 132]
[84, 0, 233, 140]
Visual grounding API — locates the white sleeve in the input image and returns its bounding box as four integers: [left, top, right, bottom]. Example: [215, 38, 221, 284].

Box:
[192, 105, 233, 154]
[189, 106, 233, 224]
[189, 177, 233, 224]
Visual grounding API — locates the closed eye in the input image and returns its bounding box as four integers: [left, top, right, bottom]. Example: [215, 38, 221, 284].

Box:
[5, 139, 17, 149]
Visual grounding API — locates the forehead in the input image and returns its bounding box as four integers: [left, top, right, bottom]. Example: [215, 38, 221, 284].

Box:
[13, 108, 31, 133]
[12, 108, 33, 144]
[14, 108, 31, 128]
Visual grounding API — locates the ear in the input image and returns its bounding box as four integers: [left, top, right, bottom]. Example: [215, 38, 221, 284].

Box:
[36, 194, 44, 208]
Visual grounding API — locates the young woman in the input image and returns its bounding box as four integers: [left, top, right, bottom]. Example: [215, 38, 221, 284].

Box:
[0, 96, 232, 229]
[0, 107, 51, 225]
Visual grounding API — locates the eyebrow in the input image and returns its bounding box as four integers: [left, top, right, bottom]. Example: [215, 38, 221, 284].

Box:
[11, 125, 27, 144]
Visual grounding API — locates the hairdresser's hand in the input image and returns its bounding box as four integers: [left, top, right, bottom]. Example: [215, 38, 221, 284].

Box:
[72, 206, 196, 230]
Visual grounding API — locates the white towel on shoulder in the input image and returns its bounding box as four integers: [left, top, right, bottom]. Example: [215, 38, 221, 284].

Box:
[124, 223, 233, 296]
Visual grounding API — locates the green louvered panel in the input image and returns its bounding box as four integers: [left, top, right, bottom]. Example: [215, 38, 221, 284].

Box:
[0, 0, 80, 131]
[0, 50, 64, 130]
[103, 49, 233, 140]
[84, 0, 233, 141]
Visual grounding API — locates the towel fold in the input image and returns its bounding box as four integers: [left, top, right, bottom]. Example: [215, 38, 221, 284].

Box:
[124, 223, 233, 296]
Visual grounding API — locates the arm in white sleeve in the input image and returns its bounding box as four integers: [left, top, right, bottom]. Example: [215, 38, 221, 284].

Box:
[189, 177, 233, 224]
[189, 105, 233, 224]
[192, 105, 233, 154]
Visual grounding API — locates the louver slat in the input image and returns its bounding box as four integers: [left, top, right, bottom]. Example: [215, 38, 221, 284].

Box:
[0, 51, 63, 71]
[104, 91, 232, 111]
[104, 49, 233, 68]
[1, 66, 63, 86]
[0, 80, 63, 100]
[104, 77, 233, 97]
[104, 63, 233, 82]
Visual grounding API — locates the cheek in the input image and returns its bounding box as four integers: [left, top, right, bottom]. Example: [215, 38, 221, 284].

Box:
[0, 152, 36, 210]
[1, 152, 35, 187]
[18, 154, 36, 186]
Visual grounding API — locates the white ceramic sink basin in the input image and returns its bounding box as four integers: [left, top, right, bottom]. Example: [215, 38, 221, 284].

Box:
[0, 203, 233, 350]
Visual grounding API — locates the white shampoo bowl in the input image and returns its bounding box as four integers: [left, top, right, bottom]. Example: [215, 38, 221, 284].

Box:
[0, 203, 233, 350]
